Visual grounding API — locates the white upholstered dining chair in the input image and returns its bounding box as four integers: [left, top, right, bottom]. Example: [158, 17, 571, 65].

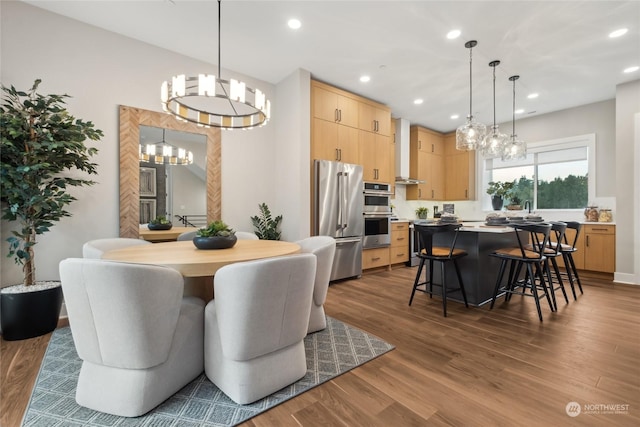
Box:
[82, 237, 151, 258]
[295, 236, 336, 333]
[59, 258, 205, 417]
[203, 253, 316, 404]
[235, 231, 259, 240]
[177, 230, 198, 241]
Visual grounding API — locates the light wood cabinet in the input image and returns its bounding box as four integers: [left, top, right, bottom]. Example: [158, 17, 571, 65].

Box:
[444, 133, 475, 200]
[362, 247, 390, 270]
[358, 102, 391, 136]
[312, 118, 359, 164]
[583, 224, 615, 273]
[390, 222, 410, 264]
[406, 126, 444, 201]
[359, 131, 391, 182]
[312, 82, 358, 128]
[555, 224, 615, 273]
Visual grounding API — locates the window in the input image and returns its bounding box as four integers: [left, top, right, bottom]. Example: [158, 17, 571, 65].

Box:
[483, 134, 595, 210]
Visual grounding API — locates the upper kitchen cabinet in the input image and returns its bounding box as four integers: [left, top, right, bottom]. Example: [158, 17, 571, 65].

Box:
[311, 80, 393, 179]
[312, 81, 358, 128]
[406, 126, 444, 201]
[413, 127, 444, 155]
[312, 118, 359, 164]
[358, 102, 391, 136]
[358, 130, 391, 182]
[444, 133, 476, 200]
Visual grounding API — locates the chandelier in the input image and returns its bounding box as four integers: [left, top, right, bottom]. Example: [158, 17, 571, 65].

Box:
[456, 40, 486, 151]
[160, 0, 271, 130]
[479, 60, 509, 158]
[139, 129, 194, 165]
[502, 75, 527, 161]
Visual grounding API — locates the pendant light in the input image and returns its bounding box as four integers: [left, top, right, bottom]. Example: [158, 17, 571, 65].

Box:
[456, 40, 486, 151]
[479, 60, 509, 158]
[160, 0, 271, 130]
[139, 129, 194, 165]
[502, 75, 527, 161]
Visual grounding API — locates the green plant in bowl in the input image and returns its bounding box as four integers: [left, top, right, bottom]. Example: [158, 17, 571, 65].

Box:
[149, 215, 171, 225]
[148, 215, 172, 230]
[415, 206, 429, 219]
[194, 220, 236, 249]
[197, 220, 235, 237]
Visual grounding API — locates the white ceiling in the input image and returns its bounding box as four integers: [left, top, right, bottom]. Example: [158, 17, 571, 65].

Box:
[22, 0, 640, 133]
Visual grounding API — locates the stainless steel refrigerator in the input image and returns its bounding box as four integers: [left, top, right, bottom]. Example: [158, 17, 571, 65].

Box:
[314, 159, 364, 281]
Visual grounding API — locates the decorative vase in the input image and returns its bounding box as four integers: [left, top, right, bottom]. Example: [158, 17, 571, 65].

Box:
[0, 282, 63, 341]
[491, 196, 504, 211]
[193, 235, 237, 250]
[148, 223, 173, 230]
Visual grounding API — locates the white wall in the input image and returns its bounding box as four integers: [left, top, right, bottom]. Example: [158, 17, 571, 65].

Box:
[615, 79, 640, 284]
[501, 99, 616, 197]
[0, 1, 279, 285]
[274, 69, 312, 241]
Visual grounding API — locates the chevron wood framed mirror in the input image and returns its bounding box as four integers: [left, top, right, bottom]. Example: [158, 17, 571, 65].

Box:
[119, 105, 221, 239]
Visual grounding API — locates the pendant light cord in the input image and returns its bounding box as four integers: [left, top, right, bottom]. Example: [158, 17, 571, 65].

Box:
[217, 0, 221, 78]
[217, 0, 239, 116]
[468, 47, 473, 116]
[512, 78, 516, 136]
[492, 65, 496, 127]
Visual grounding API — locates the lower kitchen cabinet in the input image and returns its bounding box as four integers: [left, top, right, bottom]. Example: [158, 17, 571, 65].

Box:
[583, 224, 615, 273]
[556, 224, 615, 273]
[390, 222, 409, 264]
[362, 247, 390, 270]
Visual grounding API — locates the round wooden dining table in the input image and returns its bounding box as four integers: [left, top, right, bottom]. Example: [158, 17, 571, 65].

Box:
[102, 239, 301, 277]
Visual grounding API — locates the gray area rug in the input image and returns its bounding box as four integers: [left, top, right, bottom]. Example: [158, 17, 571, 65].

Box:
[22, 316, 394, 426]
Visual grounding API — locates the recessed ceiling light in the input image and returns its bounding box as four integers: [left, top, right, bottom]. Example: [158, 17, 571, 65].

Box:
[414, 99, 424, 105]
[609, 28, 628, 38]
[446, 30, 461, 40]
[287, 18, 301, 30]
[527, 93, 539, 99]
[515, 109, 525, 114]
[360, 75, 371, 83]
[624, 65, 639, 73]
[450, 114, 459, 120]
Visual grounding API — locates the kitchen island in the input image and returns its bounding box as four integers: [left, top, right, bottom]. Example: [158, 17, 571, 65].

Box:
[423, 222, 523, 306]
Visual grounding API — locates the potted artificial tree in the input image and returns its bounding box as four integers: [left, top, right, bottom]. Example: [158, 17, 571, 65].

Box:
[250, 203, 282, 240]
[486, 181, 515, 211]
[0, 80, 102, 340]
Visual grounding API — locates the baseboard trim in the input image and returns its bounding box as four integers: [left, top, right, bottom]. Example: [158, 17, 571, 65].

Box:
[614, 272, 639, 285]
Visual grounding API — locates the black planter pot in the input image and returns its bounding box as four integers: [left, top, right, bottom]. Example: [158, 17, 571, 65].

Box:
[148, 223, 172, 230]
[1, 284, 63, 341]
[193, 235, 237, 250]
[491, 196, 504, 211]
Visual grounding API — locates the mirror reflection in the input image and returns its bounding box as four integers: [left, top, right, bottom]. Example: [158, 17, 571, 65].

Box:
[139, 126, 207, 226]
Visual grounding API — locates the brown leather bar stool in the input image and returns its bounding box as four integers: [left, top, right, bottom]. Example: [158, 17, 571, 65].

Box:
[489, 223, 554, 322]
[409, 223, 469, 317]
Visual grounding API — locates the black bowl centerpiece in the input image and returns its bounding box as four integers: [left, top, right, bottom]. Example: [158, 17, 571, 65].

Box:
[148, 215, 173, 230]
[193, 220, 237, 250]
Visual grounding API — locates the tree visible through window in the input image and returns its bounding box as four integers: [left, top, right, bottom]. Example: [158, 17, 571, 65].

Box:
[485, 136, 592, 210]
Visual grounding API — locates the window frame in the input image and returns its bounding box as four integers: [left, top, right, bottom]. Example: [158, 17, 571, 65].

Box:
[480, 133, 596, 211]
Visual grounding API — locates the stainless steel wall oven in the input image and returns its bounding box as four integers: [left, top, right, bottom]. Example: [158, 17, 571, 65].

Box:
[362, 182, 392, 248]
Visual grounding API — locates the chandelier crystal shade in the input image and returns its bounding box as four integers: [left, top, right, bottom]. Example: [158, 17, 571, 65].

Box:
[456, 40, 486, 151]
[160, 0, 271, 130]
[479, 60, 509, 158]
[139, 129, 194, 165]
[502, 75, 527, 161]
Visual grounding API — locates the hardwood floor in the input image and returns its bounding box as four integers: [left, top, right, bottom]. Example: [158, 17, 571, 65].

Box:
[2, 267, 638, 426]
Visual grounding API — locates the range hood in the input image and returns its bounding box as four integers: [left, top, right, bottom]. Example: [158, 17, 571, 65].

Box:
[394, 118, 425, 185]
